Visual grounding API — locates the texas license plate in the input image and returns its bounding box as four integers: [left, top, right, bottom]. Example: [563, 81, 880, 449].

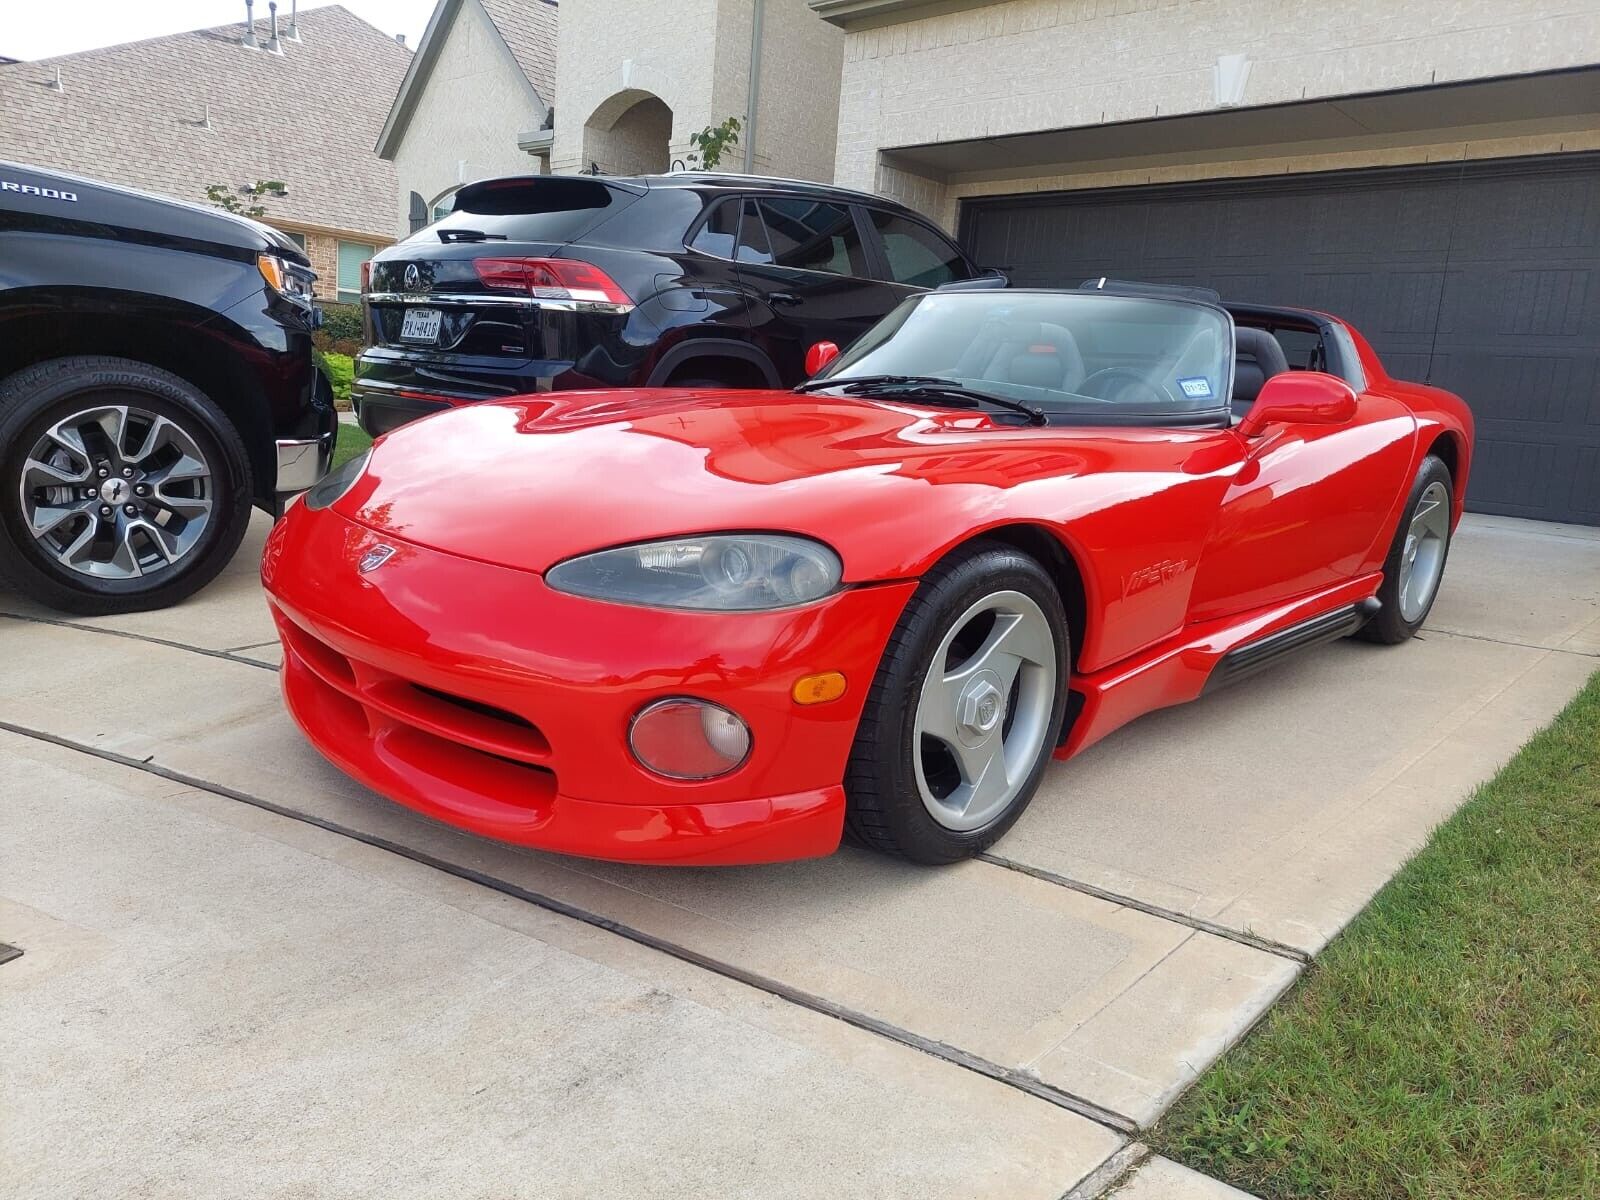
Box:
[399, 308, 442, 344]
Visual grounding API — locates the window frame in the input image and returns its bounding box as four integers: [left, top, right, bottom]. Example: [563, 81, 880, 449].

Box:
[686, 192, 882, 285]
[858, 205, 975, 290]
[855, 205, 976, 290]
[749, 195, 875, 281]
[335, 239, 377, 304]
[684, 195, 744, 260]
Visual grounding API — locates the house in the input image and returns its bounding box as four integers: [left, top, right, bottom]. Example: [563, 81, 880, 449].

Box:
[376, 0, 843, 220]
[549, 0, 843, 181]
[0, 5, 412, 303]
[811, 0, 1600, 525]
[377, 0, 559, 235]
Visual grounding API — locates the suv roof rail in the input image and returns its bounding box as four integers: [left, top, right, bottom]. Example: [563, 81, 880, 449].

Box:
[655, 169, 905, 206]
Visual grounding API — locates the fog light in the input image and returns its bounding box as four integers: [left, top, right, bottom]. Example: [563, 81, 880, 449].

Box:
[629, 698, 752, 780]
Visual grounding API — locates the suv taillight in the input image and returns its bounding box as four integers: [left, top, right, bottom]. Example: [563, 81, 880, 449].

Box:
[360, 260, 372, 293]
[472, 257, 632, 309]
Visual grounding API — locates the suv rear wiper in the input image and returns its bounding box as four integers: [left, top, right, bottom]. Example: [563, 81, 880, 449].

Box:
[798, 374, 1047, 426]
[437, 228, 508, 243]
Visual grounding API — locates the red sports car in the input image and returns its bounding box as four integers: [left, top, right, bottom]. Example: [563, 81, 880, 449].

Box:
[264, 286, 1472, 866]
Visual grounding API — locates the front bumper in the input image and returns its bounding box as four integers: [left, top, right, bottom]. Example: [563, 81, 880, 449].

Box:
[274, 429, 334, 495]
[262, 506, 914, 865]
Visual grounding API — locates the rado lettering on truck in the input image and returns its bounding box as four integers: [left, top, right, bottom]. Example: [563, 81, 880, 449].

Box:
[0, 180, 79, 201]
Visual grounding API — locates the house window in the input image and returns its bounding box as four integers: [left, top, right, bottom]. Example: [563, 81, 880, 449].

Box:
[283, 230, 308, 251]
[336, 240, 375, 302]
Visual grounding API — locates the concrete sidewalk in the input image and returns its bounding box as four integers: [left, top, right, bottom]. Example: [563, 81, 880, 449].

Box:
[2, 512, 1596, 1197]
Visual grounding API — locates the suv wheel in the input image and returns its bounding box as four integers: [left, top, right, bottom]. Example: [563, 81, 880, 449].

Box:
[0, 356, 253, 615]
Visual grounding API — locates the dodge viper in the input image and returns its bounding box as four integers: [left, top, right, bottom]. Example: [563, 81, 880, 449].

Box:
[263, 285, 1473, 866]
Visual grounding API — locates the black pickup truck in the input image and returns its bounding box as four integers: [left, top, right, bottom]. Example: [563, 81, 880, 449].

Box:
[0, 161, 335, 614]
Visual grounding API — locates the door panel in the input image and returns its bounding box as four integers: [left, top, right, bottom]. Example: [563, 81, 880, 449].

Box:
[737, 196, 900, 381]
[1186, 397, 1416, 622]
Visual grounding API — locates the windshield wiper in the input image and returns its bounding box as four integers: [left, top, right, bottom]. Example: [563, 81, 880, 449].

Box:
[794, 373, 948, 393]
[799, 374, 1047, 426]
[437, 228, 508, 243]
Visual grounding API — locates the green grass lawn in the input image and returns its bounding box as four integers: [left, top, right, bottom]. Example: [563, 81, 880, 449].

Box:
[1155, 670, 1600, 1200]
[332, 421, 372, 469]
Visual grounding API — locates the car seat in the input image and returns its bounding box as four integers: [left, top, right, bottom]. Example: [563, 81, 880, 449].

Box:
[954, 320, 1087, 392]
[1231, 327, 1290, 420]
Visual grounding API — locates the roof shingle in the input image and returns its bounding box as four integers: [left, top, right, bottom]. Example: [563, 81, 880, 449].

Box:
[0, 6, 410, 239]
[477, 0, 557, 107]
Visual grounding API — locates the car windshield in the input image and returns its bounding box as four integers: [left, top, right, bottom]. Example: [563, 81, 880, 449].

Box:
[812, 291, 1234, 423]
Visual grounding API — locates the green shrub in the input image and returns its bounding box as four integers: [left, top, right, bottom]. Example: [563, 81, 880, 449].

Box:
[314, 350, 354, 410]
[317, 302, 364, 343]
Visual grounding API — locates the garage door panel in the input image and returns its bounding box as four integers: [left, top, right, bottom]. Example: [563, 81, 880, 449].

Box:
[960, 153, 1600, 523]
[1434, 350, 1600, 426]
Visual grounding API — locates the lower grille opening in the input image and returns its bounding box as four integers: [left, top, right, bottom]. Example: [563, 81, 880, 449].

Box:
[413, 684, 539, 733]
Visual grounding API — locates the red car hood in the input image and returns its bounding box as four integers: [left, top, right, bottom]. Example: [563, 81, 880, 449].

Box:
[338, 388, 1210, 580]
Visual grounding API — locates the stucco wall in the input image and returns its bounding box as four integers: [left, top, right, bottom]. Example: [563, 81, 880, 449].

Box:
[751, 0, 845, 180]
[391, 0, 545, 237]
[553, 0, 842, 180]
[830, 0, 1600, 226]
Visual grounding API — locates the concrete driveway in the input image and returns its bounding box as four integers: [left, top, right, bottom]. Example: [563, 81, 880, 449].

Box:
[3, 513, 1597, 1198]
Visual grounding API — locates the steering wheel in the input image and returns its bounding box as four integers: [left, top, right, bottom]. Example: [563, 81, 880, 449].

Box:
[1078, 368, 1173, 406]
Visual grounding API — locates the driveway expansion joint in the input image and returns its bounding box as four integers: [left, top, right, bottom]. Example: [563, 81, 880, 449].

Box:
[980, 853, 1313, 964]
[0, 717, 1145, 1139]
[1426, 626, 1600, 659]
[1061, 1141, 1152, 1200]
[0, 611, 279, 672]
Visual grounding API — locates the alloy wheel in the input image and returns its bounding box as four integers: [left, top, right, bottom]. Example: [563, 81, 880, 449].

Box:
[18, 403, 214, 580]
[911, 589, 1058, 832]
[1397, 480, 1450, 623]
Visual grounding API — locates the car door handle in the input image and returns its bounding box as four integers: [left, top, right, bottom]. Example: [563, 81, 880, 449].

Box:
[768, 292, 803, 307]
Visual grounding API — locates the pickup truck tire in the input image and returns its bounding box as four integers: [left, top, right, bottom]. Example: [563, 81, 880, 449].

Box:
[0, 356, 253, 615]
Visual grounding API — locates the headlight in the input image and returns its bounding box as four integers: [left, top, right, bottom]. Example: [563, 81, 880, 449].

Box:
[546, 533, 842, 611]
[258, 253, 316, 304]
[302, 449, 370, 510]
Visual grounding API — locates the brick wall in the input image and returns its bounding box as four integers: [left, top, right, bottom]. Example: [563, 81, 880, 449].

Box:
[272, 226, 389, 302]
[303, 233, 340, 301]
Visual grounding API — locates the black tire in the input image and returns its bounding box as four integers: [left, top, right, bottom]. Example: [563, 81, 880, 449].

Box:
[844, 541, 1069, 864]
[0, 356, 252, 615]
[1359, 454, 1454, 645]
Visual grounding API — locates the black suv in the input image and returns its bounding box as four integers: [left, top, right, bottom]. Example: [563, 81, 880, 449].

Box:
[0, 161, 334, 614]
[355, 172, 987, 435]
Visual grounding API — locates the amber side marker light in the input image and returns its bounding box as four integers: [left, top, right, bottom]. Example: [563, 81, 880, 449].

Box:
[793, 672, 847, 706]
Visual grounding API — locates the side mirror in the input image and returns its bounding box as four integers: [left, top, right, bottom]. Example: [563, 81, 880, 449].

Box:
[804, 341, 841, 376]
[1236, 371, 1357, 438]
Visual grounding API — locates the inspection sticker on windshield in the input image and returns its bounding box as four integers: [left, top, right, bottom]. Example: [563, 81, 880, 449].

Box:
[1178, 377, 1214, 399]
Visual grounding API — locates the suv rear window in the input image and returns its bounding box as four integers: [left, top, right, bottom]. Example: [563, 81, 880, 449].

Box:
[416, 177, 638, 244]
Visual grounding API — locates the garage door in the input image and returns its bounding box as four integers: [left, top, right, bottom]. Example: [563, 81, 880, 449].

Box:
[959, 153, 1600, 525]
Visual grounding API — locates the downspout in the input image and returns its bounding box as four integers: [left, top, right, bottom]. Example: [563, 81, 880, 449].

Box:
[743, 0, 764, 173]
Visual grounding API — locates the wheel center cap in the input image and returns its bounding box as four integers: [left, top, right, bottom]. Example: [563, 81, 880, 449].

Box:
[957, 672, 1005, 741]
[101, 478, 132, 505]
